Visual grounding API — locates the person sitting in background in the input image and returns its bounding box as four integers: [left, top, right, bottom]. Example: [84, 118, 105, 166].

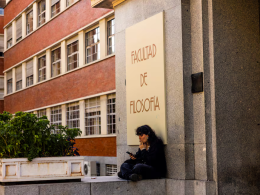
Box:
[118, 125, 167, 182]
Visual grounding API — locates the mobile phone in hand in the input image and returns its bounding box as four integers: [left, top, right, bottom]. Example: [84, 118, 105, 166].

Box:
[126, 151, 133, 156]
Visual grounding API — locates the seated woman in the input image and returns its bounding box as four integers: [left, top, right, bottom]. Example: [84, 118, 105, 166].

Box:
[118, 125, 167, 181]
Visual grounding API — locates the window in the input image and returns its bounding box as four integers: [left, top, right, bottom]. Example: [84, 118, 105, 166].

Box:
[16, 65, 22, 91]
[38, 55, 46, 82]
[107, 94, 116, 134]
[38, 0, 46, 26]
[26, 60, 33, 87]
[106, 164, 117, 176]
[85, 27, 100, 64]
[51, 106, 62, 132]
[0, 8, 4, 15]
[66, 102, 80, 128]
[51, 0, 60, 17]
[51, 47, 61, 77]
[85, 97, 101, 135]
[7, 71, 12, 94]
[0, 78, 4, 99]
[16, 17, 22, 42]
[66, 0, 76, 7]
[67, 41, 78, 71]
[26, 10, 33, 35]
[7, 25, 12, 49]
[107, 19, 115, 55]
[37, 109, 46, 118]
[0, 35, 4, 55]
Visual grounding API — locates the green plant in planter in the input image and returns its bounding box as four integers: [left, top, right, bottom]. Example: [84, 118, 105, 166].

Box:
[0, 111, 81, 161]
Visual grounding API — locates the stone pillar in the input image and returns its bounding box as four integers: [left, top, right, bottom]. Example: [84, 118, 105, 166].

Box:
[33, 2, 38, 30]
[22, 63, 26, 89]
[79, 100, 85, 136]
[78, 31, 85, 67]
[60, 40, 67, 74]
[22, 12, 26, 38]
[100, 95, 107, 135]
[99, 18, 107, 59]
[46, 49, 51, 80]
[33, 56, 38, 84]
[12, 68, 16, 92]
[61, 104, 66, 126]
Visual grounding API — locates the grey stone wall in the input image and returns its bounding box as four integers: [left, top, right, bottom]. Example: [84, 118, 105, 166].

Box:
[212, 0, 260, 194]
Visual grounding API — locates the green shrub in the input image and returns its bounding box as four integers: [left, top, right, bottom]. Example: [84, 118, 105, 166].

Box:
[0, 111, 82, 161]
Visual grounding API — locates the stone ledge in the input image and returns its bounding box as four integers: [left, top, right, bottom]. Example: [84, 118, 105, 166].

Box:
[0, 176, 215, 195]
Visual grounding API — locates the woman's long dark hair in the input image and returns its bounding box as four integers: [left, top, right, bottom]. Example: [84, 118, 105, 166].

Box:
[135, 125, 159, 145]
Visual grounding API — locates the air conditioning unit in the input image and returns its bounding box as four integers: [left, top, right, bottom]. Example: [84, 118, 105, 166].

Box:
[83, 161, 97, 177]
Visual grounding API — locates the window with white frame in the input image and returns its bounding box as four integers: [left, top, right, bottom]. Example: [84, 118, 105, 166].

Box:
[106, 164, 117, 176]
[66, 102, 80, 128]
[85, 97, 101, 135]
[38, 55, 46, 82]
[7, 71, 12, 94]
[0, 35, 4, 56]
[51, 0, 60, 17]
[16, 17, 22, 42]
[66, 0, 76, 7]
[67, 41, 78, 71]
[0, 8, 4, 15]
[7, 25, 12, 49]
[51, 47, 61, 77]
[16, 65, 22, 91]
[51, 106, 62, 132]
[38, 0, 46, 26]
[107, 19, 115, 55]
[37, 109, 46, 118]
[0, 78, 4, 99]
[26, 9, 33, 35]
[107, 93, 116, 134]
[26, 60, 33, 87]
[85, 27, 100, 64]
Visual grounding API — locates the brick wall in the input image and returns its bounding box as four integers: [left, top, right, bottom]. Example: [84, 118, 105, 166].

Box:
[4, 56, 115, 113]
[74, 137, 116, 157]
[4, 0, 112, 70]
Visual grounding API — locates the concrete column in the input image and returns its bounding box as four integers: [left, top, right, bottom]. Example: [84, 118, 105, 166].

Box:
[78, 31, 85, 67]
[12, 21, 16, 45]
[60, 40, 67, 74]
[4, 73, 6, 96]
[33, 2, 38, 30]
[99, 18, 107, 59]
[46, 49, 51, 80]
[61, 104, 66, 126]
[12, 68, 16, 92]
[60, 0, 66, 12]
[33, 56, 38, 84]
[46, 108, 51, 121]
[45, 0, 51, 22]
[100, 95, 107, 135]
[22, 63, 26, 89]
[22, 12, 26, 38]
[190, 0, 207, 180]
[4, 28, 7, 51]
[79, 100, 85, 136]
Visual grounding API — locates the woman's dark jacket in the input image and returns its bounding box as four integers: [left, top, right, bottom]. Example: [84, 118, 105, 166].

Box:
[125, 139, 167, 177]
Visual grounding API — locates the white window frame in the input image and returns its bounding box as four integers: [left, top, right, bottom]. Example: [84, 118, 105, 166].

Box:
[66, 0, 76, 7]
[38, 0, 46, 27]
[107, 19, 115, 55]
[37, 109, 46, 118]
[51, 47, 61, 77]
[107, 94, 116, 134]
[38, 55, 46, 82]
[66, 102, 80, 129]
[67, 41, 79, 71]
[106, 164, 117, 176]
[7, 79, 12, 94]
[51, 106, 62, 133]
[85, 97, 101, 136]
[85, 27, 100, 64]
[26, 9, 33, 35]
[51, 0, 60, 17]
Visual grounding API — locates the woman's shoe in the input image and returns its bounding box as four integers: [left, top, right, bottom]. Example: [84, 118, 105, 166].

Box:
[129, 173, 142, 182]
[117, 171, 124, 179]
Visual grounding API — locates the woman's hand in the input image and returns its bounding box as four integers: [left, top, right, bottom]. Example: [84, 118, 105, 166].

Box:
[130, 154, 136, 160]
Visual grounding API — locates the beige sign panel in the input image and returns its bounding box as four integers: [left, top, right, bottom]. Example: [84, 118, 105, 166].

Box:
[126, 12, 167, 145]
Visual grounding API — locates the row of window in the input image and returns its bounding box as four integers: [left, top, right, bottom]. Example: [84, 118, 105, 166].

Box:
[6, 0, 78, 49]
[6, 18, 115, 94]
[34, 94, 116, 136]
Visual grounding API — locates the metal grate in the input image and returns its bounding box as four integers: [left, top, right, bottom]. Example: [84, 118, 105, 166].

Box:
[106, 164, 117, 176]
